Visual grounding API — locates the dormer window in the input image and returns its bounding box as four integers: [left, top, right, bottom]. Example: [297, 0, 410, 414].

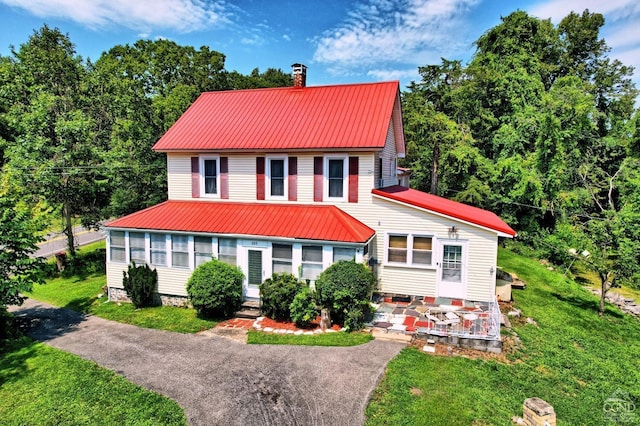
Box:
[200, 156, 220, 197]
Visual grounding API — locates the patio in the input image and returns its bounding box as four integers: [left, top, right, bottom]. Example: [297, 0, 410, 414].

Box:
[369, 295, 502, 349]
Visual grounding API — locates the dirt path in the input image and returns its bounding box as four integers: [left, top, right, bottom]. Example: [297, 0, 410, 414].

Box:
[10, 300, 405, 426]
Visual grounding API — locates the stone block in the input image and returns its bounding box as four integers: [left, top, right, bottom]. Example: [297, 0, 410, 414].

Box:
[523, 398, 556, 426]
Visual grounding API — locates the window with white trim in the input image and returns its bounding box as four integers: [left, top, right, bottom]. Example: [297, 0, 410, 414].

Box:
[333, 247, 355, 263]
[218, 238, 237, 266]
[272, 243, 292, 274]
[129, 232, 146, 264]
[200, 156, 219, 196]
[194, 236, 213, 267]
[325, 157, 347, 200]
[171, 235, 189, 268]
[150, 233, 167, 266]
[386, 234, 433, 267]
[301, 245, 323, 281]
[110, 231, 126, 263]
[267, 157, 287, 198]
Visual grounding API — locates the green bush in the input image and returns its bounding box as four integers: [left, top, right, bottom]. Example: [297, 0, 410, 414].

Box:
[259, 273, 304, 320]
[289, 287, 319, 328]
[122, 262, 157, 308]
[186, 259, 244, 318]
[314, 260, 375, 329]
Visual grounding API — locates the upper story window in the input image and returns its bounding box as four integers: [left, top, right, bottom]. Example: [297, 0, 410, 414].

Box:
[200, 156, 219, 197]
[386, 233, 433, 267]
[267, 157, 287, 199]
[325, 157, 347, 200]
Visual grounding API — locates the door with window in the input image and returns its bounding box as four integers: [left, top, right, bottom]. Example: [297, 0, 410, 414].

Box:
[437, 241, 467, 299]
[246, 248, 265, 299]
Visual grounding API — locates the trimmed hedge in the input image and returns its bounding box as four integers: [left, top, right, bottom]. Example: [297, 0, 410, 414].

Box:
[186, 259, 244, 318]
[122, 262, 157, 308]
[315, 260, 375, 330]
[259, 273, 305, 320]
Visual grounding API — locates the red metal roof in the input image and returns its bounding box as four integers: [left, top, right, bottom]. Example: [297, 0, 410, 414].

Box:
[152, 81, 401, 152]
[372, 186, 516, 237]
[105, 201, 375, 243]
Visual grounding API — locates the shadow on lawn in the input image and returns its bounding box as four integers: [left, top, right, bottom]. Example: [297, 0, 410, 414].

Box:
[551, 291, 624, 318]
[0, 337, 38, 385]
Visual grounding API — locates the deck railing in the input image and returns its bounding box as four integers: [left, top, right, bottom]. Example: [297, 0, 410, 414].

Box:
[418, 297, 501, 341]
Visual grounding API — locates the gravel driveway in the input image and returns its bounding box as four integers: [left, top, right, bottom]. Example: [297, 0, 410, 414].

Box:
[10, 300, 405, 426]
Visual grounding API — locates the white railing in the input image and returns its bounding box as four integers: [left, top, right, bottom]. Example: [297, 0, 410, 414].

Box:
[418, 297, 501, 340]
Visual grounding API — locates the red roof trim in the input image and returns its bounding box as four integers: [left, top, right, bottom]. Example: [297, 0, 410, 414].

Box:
[105, 201, 375, 243]
[372, 186, 516, 237]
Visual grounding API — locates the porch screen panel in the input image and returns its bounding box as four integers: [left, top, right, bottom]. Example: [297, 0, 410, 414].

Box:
[272, 243, 292, 274]
[218, 238, 237, 266]
[302, 245, 323, 281]
[110, 231, 126, 263]
[150, 234, 167, 266]
[248, 250, 262, 286]
[129, 232, 146, 264]
[194, 236, 212, 266]
[171, 235, 189, 268]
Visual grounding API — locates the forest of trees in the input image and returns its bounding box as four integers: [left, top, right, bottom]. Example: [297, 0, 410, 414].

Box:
[1, 10, 639, 314]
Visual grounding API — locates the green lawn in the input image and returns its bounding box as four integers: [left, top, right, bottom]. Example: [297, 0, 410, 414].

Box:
[0, 338, 186, 425]
[248, 329, 373, 346]
[27, 243, 217, 333]
[365, 248, 640, 425]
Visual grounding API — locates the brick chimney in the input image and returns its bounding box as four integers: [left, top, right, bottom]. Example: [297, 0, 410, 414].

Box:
[292, 63, 307, 88]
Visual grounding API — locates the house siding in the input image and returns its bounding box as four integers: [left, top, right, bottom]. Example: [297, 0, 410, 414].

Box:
[339, 197, 498, 302]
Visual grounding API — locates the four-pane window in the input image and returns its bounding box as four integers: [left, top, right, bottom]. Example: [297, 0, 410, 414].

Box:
[387, 234, 433, 266]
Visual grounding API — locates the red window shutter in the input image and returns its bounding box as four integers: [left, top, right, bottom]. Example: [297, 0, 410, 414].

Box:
[256, 157, 265, 200]
[191, 157, 200, 198]
[349, 156, 358, 203]
[288, 157, 297, 201]
[313, 156, 323, 202]
[220, 157, 229, 199]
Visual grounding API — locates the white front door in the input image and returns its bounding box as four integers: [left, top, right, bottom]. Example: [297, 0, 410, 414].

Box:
[245, 248, 265, 299]
[437, 241, 467, 299]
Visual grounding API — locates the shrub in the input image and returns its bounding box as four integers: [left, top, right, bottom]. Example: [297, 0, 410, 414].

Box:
[122, 262, 157, 308]
[259, 273, 304, 320]
[314, 260, 375, 329]
[289, 287, 319, 328]
[186, 259, 244, 318]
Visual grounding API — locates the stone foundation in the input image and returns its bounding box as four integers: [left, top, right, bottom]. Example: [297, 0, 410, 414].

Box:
[108, 287, 191, 308]
[413, 332, 503, 354]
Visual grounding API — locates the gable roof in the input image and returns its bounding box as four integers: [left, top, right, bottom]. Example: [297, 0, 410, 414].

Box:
[372, 186, 516, 237]
[105, 201, 375, 244]
[152, 81, 404, 153]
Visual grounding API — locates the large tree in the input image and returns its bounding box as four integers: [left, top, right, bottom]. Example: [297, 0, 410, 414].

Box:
[0, 26, 108, 256]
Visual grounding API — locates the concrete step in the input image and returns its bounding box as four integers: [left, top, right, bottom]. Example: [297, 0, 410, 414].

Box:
[241, 299, 260, 309]
[235, 308, 261, 319]
[371, 329, 412, 343]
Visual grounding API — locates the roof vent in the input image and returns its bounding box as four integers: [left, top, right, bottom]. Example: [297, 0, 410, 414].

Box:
[292, 63, 307, 88]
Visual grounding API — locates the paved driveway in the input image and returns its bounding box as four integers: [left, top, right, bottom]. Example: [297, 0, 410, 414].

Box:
[10, 300, 405, 426]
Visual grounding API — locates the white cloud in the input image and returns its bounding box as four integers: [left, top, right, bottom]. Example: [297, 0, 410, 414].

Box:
[0, 0, 229, 32]
[312, 0, 480, 78]
[367, 67, 418, 81]
[528, 0, 640, 22]
[282, 34, 291, 41]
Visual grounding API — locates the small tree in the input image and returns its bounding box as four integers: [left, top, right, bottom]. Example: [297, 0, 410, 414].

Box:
[314, 260, 375, 329]
[259, 273, 304, 320]
[186, 259, 244, 318]
[0, 197, 44, 338]
[122, 262, 157, 308]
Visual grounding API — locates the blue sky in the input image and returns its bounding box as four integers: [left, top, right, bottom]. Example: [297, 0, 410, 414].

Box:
[0, 0, 639, 90]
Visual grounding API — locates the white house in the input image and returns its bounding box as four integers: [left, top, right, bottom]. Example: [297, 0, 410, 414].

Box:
[104, 65, 516, 306]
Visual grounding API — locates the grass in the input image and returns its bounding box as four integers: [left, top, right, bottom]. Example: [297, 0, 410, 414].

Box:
[0, 338, 186, 425]
[247, 329, 373, 346]
[27, 242, 217, 333]
[365, 248, 640, 425]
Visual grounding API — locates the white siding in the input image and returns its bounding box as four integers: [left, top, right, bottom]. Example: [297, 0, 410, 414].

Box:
[228, 154, 256, 201]
[340, 197, 499, 302]
[377, 119, 399, 188]
[167, 154, 192, 200]
[107, 261, 192, 296]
